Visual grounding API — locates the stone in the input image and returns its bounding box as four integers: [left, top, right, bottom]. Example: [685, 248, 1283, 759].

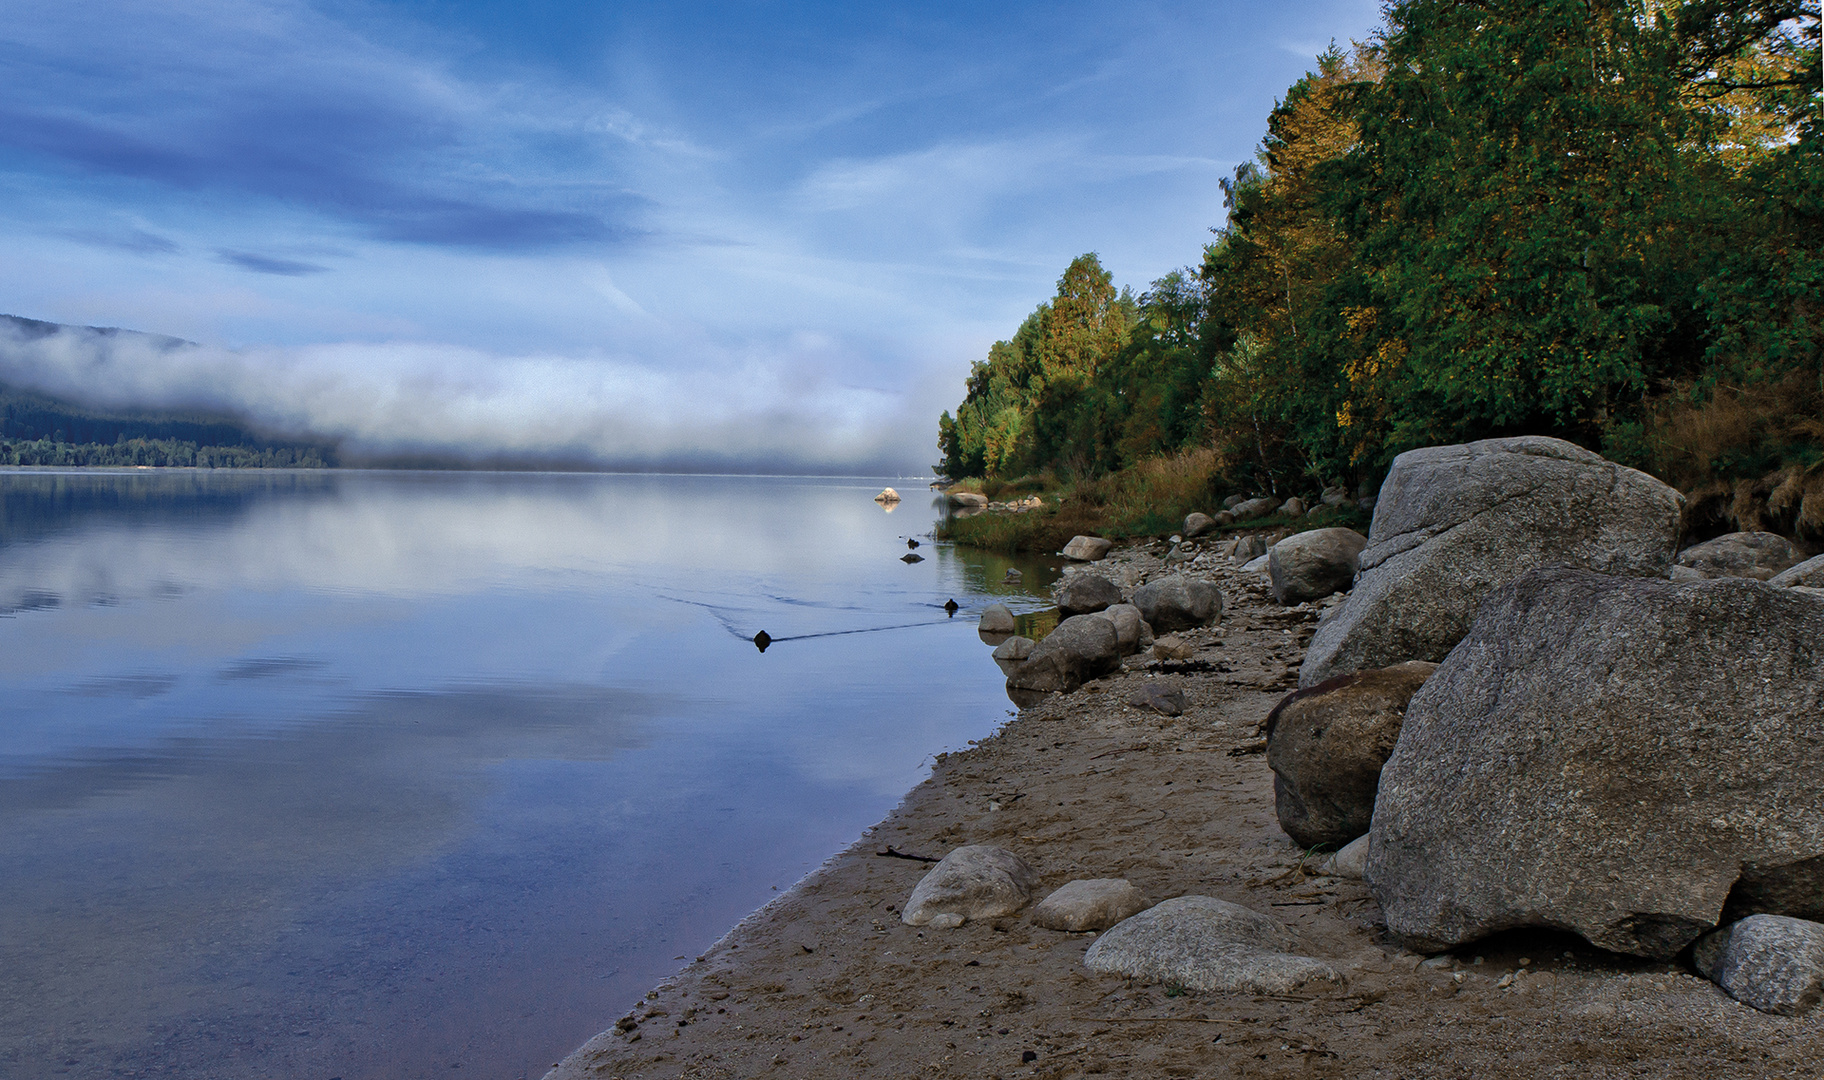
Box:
[1061, 535, 1114, 562]
[1676, 531, 1802, 581]
[1242, 553, 1270, 573]
[902, 845, 1039, 929]
[1323, 834, 1370, 880]
[1152, 634, 1194, 661]
[1223, 494, 1246, 510]
[1669, 564, 1709, 582]
[1231, 496, 1278, 521]
[1095, 603, 1149, 655]
[1126, 678, 1187, 716]
[1279, 497, 1306, 517]
[948, 491, 989, 508]
[1031, 879, 1151, 932]
[901, 553, 923, 563]
[1266, 661, 1438, 849]
[1164, 542, 1195, 566]
[1003, 567, 1023, 584]
[1268, 528, 1368, 605]
[1084, 896, 1343, 995]
[1368, 567, 1824, 959]
[1132, 575, 1224, 632]
[1184, 512, 1217, 538]
[978, 603, 1017, 635]
[1233, 533, 1268, 560]
[874, 487, 900, 503]
[1692, 915, 1824, 1016]
[1057, 573, 1123, 616]
[1771, 553, 1824, 589]
[1299, 436, 1683, 687]
[1005, 614, 1123, 702]
[1321, 486, 1352, 508]
[991, 636, 1035, 675]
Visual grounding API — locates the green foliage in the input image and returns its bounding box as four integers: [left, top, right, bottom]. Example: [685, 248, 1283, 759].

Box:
[0, 438, 331, 468]
[937, 1, 1821, 551]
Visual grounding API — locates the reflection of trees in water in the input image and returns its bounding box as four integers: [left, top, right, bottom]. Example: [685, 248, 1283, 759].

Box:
[0, 469, 339, 549]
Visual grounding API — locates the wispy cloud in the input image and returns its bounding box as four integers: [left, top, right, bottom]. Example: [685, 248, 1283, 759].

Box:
[217, 250, 330, 276]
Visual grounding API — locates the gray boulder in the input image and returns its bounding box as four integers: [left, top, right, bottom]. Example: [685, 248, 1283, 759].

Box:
[948, 491, 989, 509]
[1057, 573, 1122, 616]
[1231, 497, 1277, 521]
[1233, 533, 1268, 561]
[1279, 497, 1306, 517]
[991, 635, 1035, 675]
[1368, 567, 1824, 959]
[1266, 661, 1438, 848]
[1693, 915, 1824, 1016]
[1299, 436, 1682, 687]
[1094, 603, 1149, 654]
[902, 845, 1039, 929]
[1769, 551, 1824, 588]
[1133, 575, 1224, 632]
[1031, 879, 1151, 932]
[1268, 528, 1368, 604]
[1061, 535, 1113, 561]
[1322, 834, 1370, 880]
[1126, 677, 1187, 716]
[1223, 494, 1246, 510]
[1084, 896, 1342, 995]
[1152, 634, 1194, 661]
[1676, 531, 1802, 581]
[1005, 614, 1122, 703]
[978, 603, 1017, 635]
[1184, 512, 1217, 538]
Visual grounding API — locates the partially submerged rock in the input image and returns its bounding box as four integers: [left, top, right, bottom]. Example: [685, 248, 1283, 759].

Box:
[1692, 915, 1824, 1016]
[1769, 552, 1824, 589]
[1084, 896, 1342, 995]
[1675, 531, 1802, 581]
[978, 603, 1017, 635]
[1031, 879, 1150, 932]
[1005, 614, 1122, 703]
[874, 487, 901, 503]
[1061, 535, 1113, 562]
[1268, 527, 1367, 605]
[1056, 573, 1122, 616]
[1369, 567, 1824, 959]
[901, 845, 1038, 929]
[1266, 661, 1437, 848]
[991, 635, 1035, 675]
[1132, 575, 1224, 632]
[1300, 436, 1682, 687]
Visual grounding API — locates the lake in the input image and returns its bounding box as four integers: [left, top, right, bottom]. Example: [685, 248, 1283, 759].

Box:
[0, 469, 1060, 1080]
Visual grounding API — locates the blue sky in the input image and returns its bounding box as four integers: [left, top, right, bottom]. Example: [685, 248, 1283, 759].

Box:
[0, 0, 1385, 471]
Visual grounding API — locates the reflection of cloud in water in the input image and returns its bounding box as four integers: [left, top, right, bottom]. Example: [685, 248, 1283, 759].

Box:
[216, 655, 330, 680]
[0, 682, 654, 1055]
[62, 672, 179, 698]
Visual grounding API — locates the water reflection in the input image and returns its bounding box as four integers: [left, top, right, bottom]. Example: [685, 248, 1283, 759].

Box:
[0, 469, 1055, 1080]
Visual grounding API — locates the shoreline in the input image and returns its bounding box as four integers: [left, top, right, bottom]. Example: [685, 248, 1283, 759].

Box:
[546, 542, 1823, 1080]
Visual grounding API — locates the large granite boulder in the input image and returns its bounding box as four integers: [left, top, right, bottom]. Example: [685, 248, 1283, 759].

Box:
[1368, 567, 1824, 959]
[1061, 535, 1113, 561]
[1265, 660, 1438, 848]
[1084, 896, 1342, 995]
[1056, 573, 1123, 616]
[1693, 915, 1824, 1016]
[1676, 531, 1802, 580]
[1132, 575, 1224, 632]
[1004, 614, 1122, 703]
[1299, 436, 1682, 687]
[1268, 528, 1368, 604]
[1771, 553, 1824, 589]
[902, 845, 1038, 929]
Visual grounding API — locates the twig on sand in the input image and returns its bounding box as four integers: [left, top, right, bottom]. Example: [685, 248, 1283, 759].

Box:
[876, 846, 941, 862]
[1090, 744, 1152, 760]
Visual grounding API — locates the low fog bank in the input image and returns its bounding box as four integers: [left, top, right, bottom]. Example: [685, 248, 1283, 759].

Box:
[0, 315, 936, 475]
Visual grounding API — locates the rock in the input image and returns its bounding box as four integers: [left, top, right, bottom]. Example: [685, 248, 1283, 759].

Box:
[1005, 614, 1123, 702]
[1241, 554, 1270, 573]
[1692, 915, 1824, 1016]
[947, 491, 989, 508]
[1299, 436, 1683, 687]
[991, 635, 1035, 675]
[1323, 834, 1370, 880]
[1321, 486, 1352, 508]
[1358, 495, 1376, 512]
[1031, 879, 1151, 932]
[1669, 564, 1710, 582]
[1223, 494, 1246, 510]
[1084, 896, 1343, 995]
[1126, 678, 1187, 716]
[1094, 603, 1149, 654]
[1164, 542, 1195, 567]
[1152, 635, 1194, 661]
[1368, 567, 1824, 959]
[1132, 575, 1225, 632]
[901, 553, 924, 563]
[1233, 533, 1268, 560]
[1676, 531, 1803, 581]
[1279, 497, 1306, 517]
[1183, 512, 1217, 538]
[1231, 496, 1278, 521]
[1003, 567, 1023, 584]
[1057, 573, 1123, 616]
[1061, 535, 1114, 562]
[874, 487, 901, 503]
[1266, 661, 1438, 849]
[978, 603, 1017, 635]
[1268, 528, 1368, 604]
[1212, 510, 1234, 527]
[902, 845, 1039, 929]
[1771, 553, 1824, 588]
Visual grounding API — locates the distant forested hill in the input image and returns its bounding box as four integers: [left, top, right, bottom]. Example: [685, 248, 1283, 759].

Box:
[0, 315, 336, 468]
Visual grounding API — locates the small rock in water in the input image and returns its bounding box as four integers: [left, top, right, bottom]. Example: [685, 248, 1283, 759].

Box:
[978, 603, 1018, 635]
[1031, 879, 1150, 932]
[1003, 568, 1023, 584]
[901, 553, 924, 563]
[902, 845, 1038, 929]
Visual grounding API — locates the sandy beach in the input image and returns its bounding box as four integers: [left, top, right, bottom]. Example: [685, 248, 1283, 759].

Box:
[546, 543, 1824, 1080]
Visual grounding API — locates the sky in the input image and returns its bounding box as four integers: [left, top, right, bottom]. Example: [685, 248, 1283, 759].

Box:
[0, 0, 1387, 472]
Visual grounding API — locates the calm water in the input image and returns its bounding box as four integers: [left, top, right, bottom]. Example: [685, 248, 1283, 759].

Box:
[0, 469, 1059, 1080]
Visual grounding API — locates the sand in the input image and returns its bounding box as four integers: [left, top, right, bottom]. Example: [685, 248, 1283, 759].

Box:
[546, 543, 1823, 1080]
